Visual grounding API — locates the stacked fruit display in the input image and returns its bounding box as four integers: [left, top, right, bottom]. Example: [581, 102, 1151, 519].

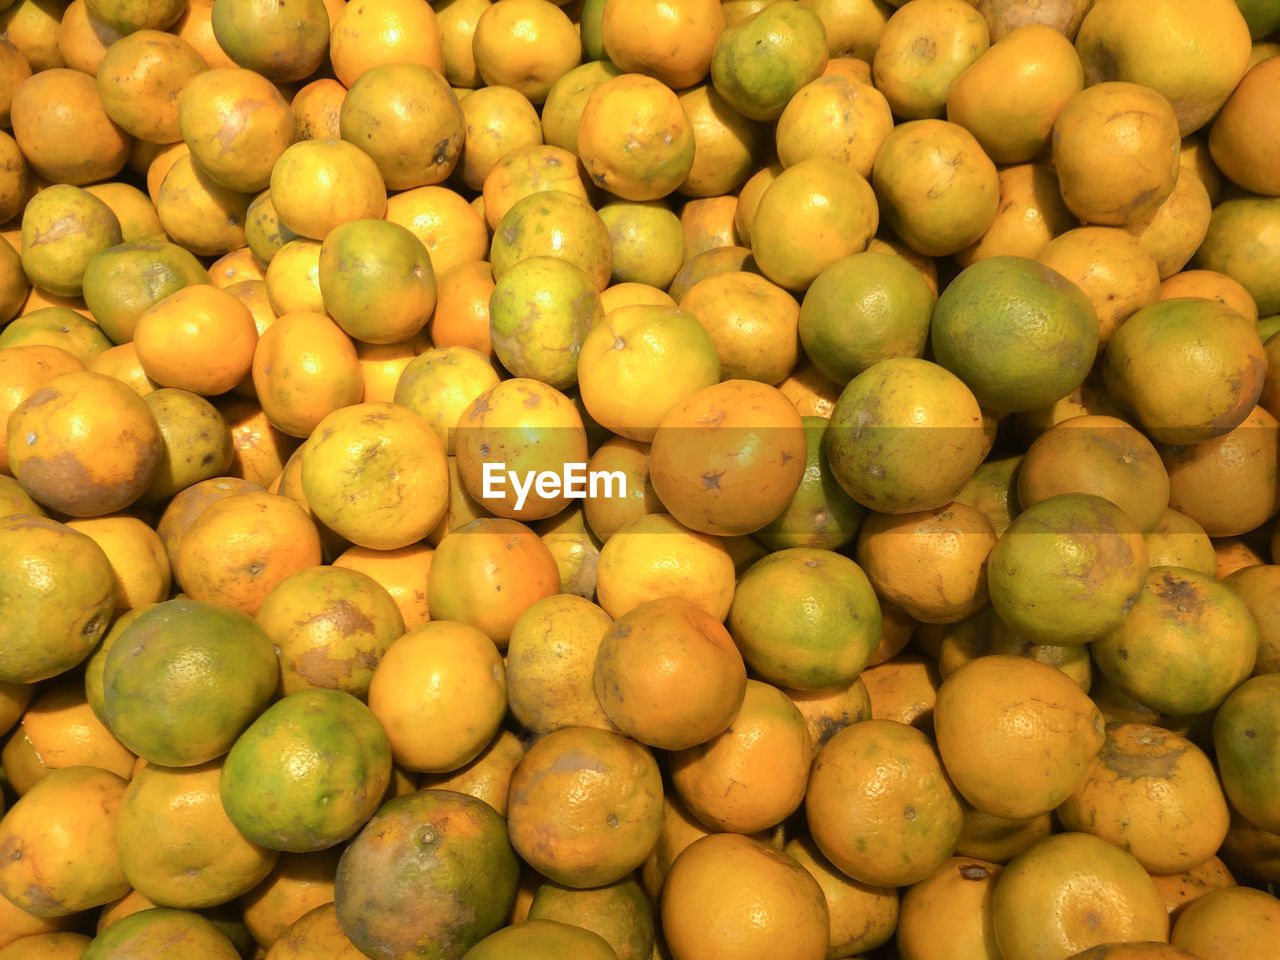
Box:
[0, 0, 1278, 956]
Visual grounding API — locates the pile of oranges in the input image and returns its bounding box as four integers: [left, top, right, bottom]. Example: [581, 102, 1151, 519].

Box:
[0, 0, 1279, 955]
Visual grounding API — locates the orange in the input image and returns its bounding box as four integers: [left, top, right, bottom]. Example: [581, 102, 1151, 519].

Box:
[434, 0, 488, 88]
[154, 474, 262, 566]
[727, 546, 880, 689]
[649, 379, 806, 536]
[0, 344, 84, 473]
[20, 184, 122, 298]
[797, 249, 936, 386]
[262, 237, 322, 314]
[749, 157, 878, 291]
[81, 240, 210, 346]
[366, 620, 505, 773]
[454, 377, 589, 520]
[136, 387, 235, 504]
[947, 23, 1082, 163]
[426, 517, 560, 646]
[65, 513, 169, 612]
[1059, 719, 1229, 873]
[670, 679, 811, 834]
[257, 565, 404, 699]
[1017, 415, 1170, 533]
[507, 725, 663, 888]
[385, 187, 489, 278]
[0, 897, 74, 950]
[662, 832, 828, 960]
[754, 414, 866, 550]
[299, 402, 448, 550]
[805, 718, 962, 887]
[2, 0, 64, 74]
[489, 188, 612, 292]
[1150, 856, 1236, 920]
[96, 30, 208, 145]
[527, 877, 654, 960]
[470, 0, 579, 103]
[204, 246, 263, 289]
[593, 596, 745, 750]
[1144, 507, 1216, 576]
[331, 542, 434, 631]
[709, 1, 828, 122]
[221, 690, 391, 854]
[393, 346, 500, 455]
[897, 857, 1003, 960]
[87, 344, 158, 398]
[339, 63, 464, 191]
[785, 677, 872, 757]
[132, 285, 257, 396]
[81, 907, 241, 957]
[934, 654, 1106, 818]
[82, 181, 166, 245]
[268, 140, 387, 242]
[955, 805, 1052, 865]
[115, 760, 278, 908]
[679, 195, 740, 262]
[580, 439, 662, 542]
[597, 200, 684, 290]
[600, 0, 723, 90]
[783, 834, 897, 957]
[217, 395, 300, 490]
[328, 0, 444, 87]
[1223, 564, 1280, 674]
[6, 370, 161, 517]
[1093, 565, 1257, 715]
[251, 311, 363, 440]
[210, 0, 328, 83]
[11, 67, 130, 185]
[488, 256, 601, 389]
[577, 304, 720, 442]
[1035, 227, 1162, 345]
[776, 74, 892, 178]
[334, 788, 517, 958]
[594, 511, 734, 620]
[419, 727, 527, 816]
[1052, 81, 1180, 226]
[1075, 0, 1251, 135]
[856, 503, 996, 624]
[177, 68, 292, 195]
[1210, 57, 1280, 196]
[263, 902, 365, 959]
[576, 74, 695, 203]
[677, 270, 799, 384]
[1212, 673, 1280, 833]
[463, 919, 618, 959]
[668, 244, 758, 301]
[101, 597, 277, 767]
[987, 493, 1149, 647]
[1170, 884, 1280, 959]
[153, 153, 250, 258]
[826, 357, 986, 514]
[480, 143, 590, 232]
[2, 677, 133, 794]
[353, 340, 421, 406]
[239, 849, 341, 950]
[0, 307, 112, 363]
[289, 78, 344, 142]
[931, 255, 1099, 413]
[677, 83, 768, 199]
[871, 119, 998, 257]
[457, 84, 543, 193]
[871, 0, 988, 119]
[1159, 269, 1258, 324]
[0, 932, 91, 958]
[0, 766, 130, 917]
[505, 593, 614, 734]
[541, 61, 623, 156]
[1102, 297, 1266, 446]
[991, 833, 1169, 960]
[174, 490, 324, 615]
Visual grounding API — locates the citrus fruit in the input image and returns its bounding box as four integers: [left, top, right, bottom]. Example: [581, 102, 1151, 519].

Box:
[462, 920, 619, 960]
[101, 597, 278, 767]
[709, 0, 828, 121]
[934, 654, 1106, 818]
[896, 857, 1003, 960]
[81, 908, 242, 959]
[1213, 673, 1280, 834]
[220, 689, 392, 853]
[986, 493, 1149, 646]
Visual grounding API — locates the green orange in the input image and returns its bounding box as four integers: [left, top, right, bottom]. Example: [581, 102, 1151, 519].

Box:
[101, 597, 279, 767]
[82, 908, 241, 959]
[81, 240, 210, 345]
[318, 218, 436, 345]
[221, 689, 393, 853]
